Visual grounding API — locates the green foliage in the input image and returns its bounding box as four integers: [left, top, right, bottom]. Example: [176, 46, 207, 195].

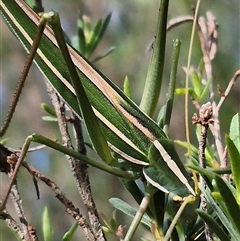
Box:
[42, 207, 79, 241]
[229, 113, 240, 153]
[74, 12, 115, 60]
[42, 207, 53, 241]
[62, 222, 79, 241]
[41, 102, 58, 121]
[190, 157, 240, 240]
[227, 122, 240, 204]
[109, 198, 151, 228]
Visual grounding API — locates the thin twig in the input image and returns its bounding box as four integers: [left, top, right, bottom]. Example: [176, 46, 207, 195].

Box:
[73, 114, 106, 241]
[23, 161, 96, 241]
[1, 209, 39, 241]
[0, 203, 24, 240]
[217, 70, 240, 110]
[9, 180, 31, 241]
[197, 12, 226, 168]
[7, 159, 31, 240]
[45, 82, 105, 240]
[1, 155, 38, 241]
[193, 102, 214, 241]
[167, 15, 193, 31]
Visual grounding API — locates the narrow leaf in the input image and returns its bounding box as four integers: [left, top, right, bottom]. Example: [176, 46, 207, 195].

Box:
[214, 174, 240, 233]
[42, 207, 53, 241]
[41, 103, 57, 117]
[91, 46, 115, 62]
[199, 77, 212, 100]
[191, 70, 202, 97]
[62, 222, 78, 241]
[175, 88, 198, 100]
[99, 13, 112, 42]
[77, 28, 86, 56]
[42, 116, 58, 122]
[109, 198, 151, 227]
[0, 138, 9, 145]
[89, 13, 112, 57]
[140, 0, 169, 117]
[229, 113, 240, 153]
[196, 210, 231, 241]
[162, 39, 181, 134]
[123, 76, 132, 98]
[201, 187, 240, 240]
[76, 13, 87, 55]
[86, 18, 102, 56]
[226, 135, 240, 204]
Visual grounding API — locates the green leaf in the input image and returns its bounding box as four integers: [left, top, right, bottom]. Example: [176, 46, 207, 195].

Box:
[199, 77, 212, 100]
[175, 139, 214, 166]
[196, 210, 231, 241]
[42, 206, 53, 241]
[156, 104, 166, 128]
[91, 46, 115, 62]
[62, 222, 78, 241]
[0, 138, 9, 145]
[188, 162, 216, 180]
[229, 113, 240, 153]
[140, 0, 168, 117]
[201, 188, 240, 241]
[175, 88, 198, 100]
[123, 76, 132, 98]
[187, 163, 215, 190]
[86, 18, 102, 56]
[214, 174, 240, 233]
[99, 209, 118, 233]
[98, 13, 112, 42]
[77, 27, 86, 56]
[109, 210, 118, 232]
[212, 191, 231, 218]
[162, 39, 180, 133]
[42, 116, 58, 122]
[191, 70, 202, 97]
[41, 103, 57, 117]
[109, 198, 151, 228]
[88, 13, 112, 57]
[226, 135, 240, 204]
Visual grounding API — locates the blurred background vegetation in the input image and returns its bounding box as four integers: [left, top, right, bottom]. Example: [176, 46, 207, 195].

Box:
[1, 0, 239, 240]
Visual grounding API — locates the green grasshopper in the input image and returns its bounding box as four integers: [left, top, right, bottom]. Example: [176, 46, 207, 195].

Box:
[1, 0, 198, 239]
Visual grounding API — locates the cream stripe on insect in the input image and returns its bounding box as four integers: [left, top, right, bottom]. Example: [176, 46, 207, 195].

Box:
[153, 140, 195, 196]
[2, 1, 147, 161]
